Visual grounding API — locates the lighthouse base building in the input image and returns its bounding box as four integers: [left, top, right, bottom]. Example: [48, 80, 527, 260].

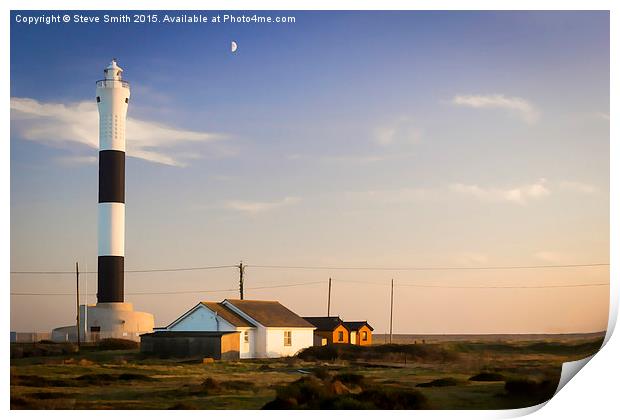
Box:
[52, 303, 154, 343]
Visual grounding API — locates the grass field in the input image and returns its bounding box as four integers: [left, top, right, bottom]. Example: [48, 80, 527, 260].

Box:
[10, 333, 604, 410]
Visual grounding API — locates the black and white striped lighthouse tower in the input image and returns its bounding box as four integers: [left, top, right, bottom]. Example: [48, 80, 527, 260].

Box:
[51, 60, 153, 342]
[96, 59, 128, 303]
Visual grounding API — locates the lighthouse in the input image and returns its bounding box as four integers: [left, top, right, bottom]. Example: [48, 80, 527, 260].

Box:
[52, 60, 154, 343]
[96, 59, 128, 302]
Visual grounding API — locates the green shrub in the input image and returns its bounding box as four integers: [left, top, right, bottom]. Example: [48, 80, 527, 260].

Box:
[469, 372, 505, 382]
[416, 377, 459, 387]
[357, 387, 429, 409]
[297, 343, 458, 363]
[313, 367, 331, 380]
[199, 377, 221, 394]
[333, 372, 365, 386]
[504, 378, 557, 404]
[97, 338, 139, 350]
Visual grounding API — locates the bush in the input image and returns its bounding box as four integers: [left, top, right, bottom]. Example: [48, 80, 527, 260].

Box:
[262, 373, 428, 410]
[76, 373, 117, 384]
[416, 378, 459, 387]
[313, 367, 331, 380]
[118, 373, 155, 381]
[469, 372, 505, 382]
[168, 402, 198, 409]
[201, 377, 221, 392]
[12, 374, 72, 387]
[221, 380, 256, 391]
[297, 343, 458, 363]
[356, 387, 429, 409]
[11, 343, 78, 359]
[262, 397, 298, 409]
[333, 373, 365, 386]
[97, 338, 139, 350]
[504, 378, 557, 404]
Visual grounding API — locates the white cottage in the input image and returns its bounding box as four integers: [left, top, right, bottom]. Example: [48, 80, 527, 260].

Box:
[161, 299, 315, 359]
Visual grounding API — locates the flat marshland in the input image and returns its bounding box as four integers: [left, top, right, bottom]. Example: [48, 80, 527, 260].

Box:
[10, 333, 603, 410]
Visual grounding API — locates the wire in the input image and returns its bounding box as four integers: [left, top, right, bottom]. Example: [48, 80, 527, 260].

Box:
[10, 281, 325, 297]
[324, 279, 609, 289]
[10, 265, 238, 275]
[395, 282, 609, 289]
[247, 263, 609, 271]
[10, 262, 609, 275]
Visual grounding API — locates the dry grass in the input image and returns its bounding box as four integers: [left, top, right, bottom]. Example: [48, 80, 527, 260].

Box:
[10, 336, 603, 410]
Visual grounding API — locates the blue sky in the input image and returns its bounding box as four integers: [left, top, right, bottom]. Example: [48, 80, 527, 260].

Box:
[10, 11, 609, 333]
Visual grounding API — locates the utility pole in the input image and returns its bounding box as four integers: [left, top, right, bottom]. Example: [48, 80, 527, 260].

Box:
[327, 277, 332, 316]
[238, 261, 245, 300]
[76, 262, 81, 350]
[389, 278, 394, 344]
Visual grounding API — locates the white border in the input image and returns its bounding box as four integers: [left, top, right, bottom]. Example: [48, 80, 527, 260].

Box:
[4, 1, 616, 419]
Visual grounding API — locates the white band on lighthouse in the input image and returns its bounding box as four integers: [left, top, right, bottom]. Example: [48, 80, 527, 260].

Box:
[98, 202, 125, 256]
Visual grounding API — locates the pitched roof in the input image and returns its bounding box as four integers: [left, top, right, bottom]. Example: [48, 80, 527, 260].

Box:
[224, 299, 314, 328]
[142, 331, 240, 338]
[303, 316, 349, 332]
[343, 321, 374, 331]
[201, 302, 255, 328]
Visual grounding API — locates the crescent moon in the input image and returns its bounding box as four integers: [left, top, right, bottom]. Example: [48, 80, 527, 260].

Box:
[231, 41, 238, 53]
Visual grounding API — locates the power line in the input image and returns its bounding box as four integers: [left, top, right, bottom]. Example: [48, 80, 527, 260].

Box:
[10, 265, 238, 275]
[10, 280, 325, 297]
[10, 262, 609, 275]
[246, 263, 609, 271]
[11, 279, 607, 297]
[395, 282, 610, 289]
[323, 278, 609, 289]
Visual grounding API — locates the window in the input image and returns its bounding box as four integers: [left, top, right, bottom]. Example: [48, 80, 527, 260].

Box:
[284, 331, 292, 346]
[243, 331, 249, 343]
[362, 331, 368, 341]
[338, 331, 344, 342]
[96, 96, 100, 103]
[125, 98, 129, 103]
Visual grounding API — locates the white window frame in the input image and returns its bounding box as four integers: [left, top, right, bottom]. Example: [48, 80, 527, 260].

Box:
[284, 330, 292, 346]
[243, 330, 249, 343]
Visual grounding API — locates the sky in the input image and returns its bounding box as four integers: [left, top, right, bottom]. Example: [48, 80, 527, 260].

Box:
[10, 11, 609, 334]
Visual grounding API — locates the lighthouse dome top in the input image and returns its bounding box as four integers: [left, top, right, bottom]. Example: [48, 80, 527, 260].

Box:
[104, 59, 124, 80]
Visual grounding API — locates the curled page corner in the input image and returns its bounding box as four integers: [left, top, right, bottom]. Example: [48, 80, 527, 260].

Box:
[555, 354, 595, 395]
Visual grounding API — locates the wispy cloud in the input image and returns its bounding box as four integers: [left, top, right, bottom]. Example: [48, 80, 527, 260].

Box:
[320, 154, 388, 164]
[345, 188, 432, 204]
[452, 94, 540, 124]
[534, 251, 564, 263]
[456, 252, 489, 265]
[450, 178, 550, 204]
[224, 196, 301, 214]
[10, 97, 226, 167]
[373, 117, 422, 146]
[54, 155, 98, 166]
[559, 181, 599, 194]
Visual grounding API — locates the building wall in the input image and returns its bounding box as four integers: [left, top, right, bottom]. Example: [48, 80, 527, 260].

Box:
[332, 325, 350, 344]
[238, 327, 255, 359]
[265, 327, 314, 357]
[78, 303, 154, 342]
[141, 333, 240, 360]
[168, 305, 236, 332]
[313, 330, 331, 346]
[357, 325, 373, 346]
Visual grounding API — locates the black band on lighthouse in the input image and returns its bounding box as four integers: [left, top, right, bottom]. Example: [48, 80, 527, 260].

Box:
[97, 255, 124, 302]
[99, 150, 125, 203]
